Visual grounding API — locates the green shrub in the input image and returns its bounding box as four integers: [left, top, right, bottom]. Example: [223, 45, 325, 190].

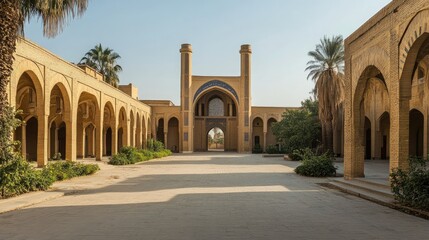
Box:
[294, 150, 336, 177]
[109, 146, 172, 165]
[109, 153, 131, 165]
[147, 139, 165, 152]
[43, 161, 100, 181]
[0, 159, 99, 199]
[390, 157, 429, 211]
[252, 144, 263, 154]
[266, 145, 279, 154]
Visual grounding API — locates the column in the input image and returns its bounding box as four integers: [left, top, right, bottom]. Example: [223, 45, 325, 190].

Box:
[37, 114, 49, 167]
[263, 132, 267, 152]
[21, 122, 27, 159]
[54, 127, 59, 154]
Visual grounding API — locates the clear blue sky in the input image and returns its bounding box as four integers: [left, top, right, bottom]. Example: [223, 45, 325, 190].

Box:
[24, 0, 391, 107]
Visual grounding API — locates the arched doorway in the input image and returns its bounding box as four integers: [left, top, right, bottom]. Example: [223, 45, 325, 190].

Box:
[14, 71, 42, 162]
[157, 118, 165, 144]
[167, 117, 179, 152]
[130, 110, 135, 147]
[348, 65, 389, 178]
[103, 102, 115, 156]
[409, 109, 424, 158]
[194, 90, 237, 152]
[117, 107, 127, 150]
[266, 118, 278, 148]
[77, 92, 99, 159]
[252, 117, 264, 151]
[207, 127, 224, 151]
[48, 84, 71, 161]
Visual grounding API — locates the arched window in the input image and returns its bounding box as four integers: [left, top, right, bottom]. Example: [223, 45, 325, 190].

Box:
[208, 98, 224, 116]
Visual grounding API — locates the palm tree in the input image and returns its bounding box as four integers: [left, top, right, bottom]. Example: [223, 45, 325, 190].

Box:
[0, 0, 88, 113]
[305, 35, 345, 153]
[0, 0, 88, 159]
[79, 44, 123, 87]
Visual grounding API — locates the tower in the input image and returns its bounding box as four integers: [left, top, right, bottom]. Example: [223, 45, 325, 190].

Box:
[240, 44, 252, 152]
[180, 44, 193, 153]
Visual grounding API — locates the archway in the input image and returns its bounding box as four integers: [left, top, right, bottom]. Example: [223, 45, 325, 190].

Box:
[409, 109, 424, 158]
[14, 72, 42, 161]
[252, 117, 264, 151]
[130, 110, 135, 147]
[103, 102, 115, 156]
[136, 113, 141, 148]
[349, 65, 389, 178]
[117, 107, 127, 150]
[207, 127, 225, 151]
[167, 117, 179, 152]
[47, 83, 71, 160]
[77, 92, 99, 159]
[156, 118, 165, 144]
[266, 118, 278, 148]
[194, 89, 237, 152]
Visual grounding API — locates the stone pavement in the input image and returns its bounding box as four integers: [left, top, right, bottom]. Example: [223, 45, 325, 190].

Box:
[0, 153, 428, 240]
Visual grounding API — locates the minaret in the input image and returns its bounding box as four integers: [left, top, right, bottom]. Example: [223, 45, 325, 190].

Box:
[180, 44, 193, 152]
[240, 44, 252, 152]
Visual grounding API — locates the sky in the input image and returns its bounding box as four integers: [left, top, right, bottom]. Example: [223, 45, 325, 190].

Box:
[24, 0, 392, 107]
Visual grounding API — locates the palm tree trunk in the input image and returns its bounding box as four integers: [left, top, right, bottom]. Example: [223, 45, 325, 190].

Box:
[325, 119, 334, 154]
[0, 0, 20, 113]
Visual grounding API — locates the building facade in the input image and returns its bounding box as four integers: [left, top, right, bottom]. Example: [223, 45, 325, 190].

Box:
[8, 39, 290, 167]
[344, 0, 429, 179]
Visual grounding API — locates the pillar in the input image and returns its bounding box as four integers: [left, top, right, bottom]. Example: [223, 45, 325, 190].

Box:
[96, 114, 103, 161]
[37, 114, 48, 167]
[21, 122, 27, 158]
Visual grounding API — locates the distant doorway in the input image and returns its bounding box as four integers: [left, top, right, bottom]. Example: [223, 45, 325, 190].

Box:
[207, 127, 224, 151]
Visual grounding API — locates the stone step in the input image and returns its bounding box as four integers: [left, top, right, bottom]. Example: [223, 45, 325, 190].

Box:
[327, 179, 395, 204]
[354, 177, 391, 190]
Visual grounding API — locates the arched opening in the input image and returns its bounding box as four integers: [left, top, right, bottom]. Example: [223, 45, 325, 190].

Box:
[136, 113, 141, 148]
[25, 117, 38, 161]
[364, 117, 371, 160]
[194, 89, 237, 152]
[348, 65, 389, 178]
[142, 116, 147, 148]
[266, 118, 278, 148]
[167, 117, 179, 152]
[103, 102, 115, 156]
[252, 117, 264, 152]
[207, 127, 225, 151]
[409, 109, 424, 158]
[117, 107, 127, 150]
[378, 112, 390, 160]
[48, 84, 71, 161]
[77, 92, 99, 159]
[156, 118, 165, 144]
[14, 72, 42, 162]
[130, 110, 135, 147]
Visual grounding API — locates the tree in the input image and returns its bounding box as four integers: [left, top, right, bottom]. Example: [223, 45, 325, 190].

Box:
[272, 98, 321, 153]
[305, 35, 344, 153]
[0, 0, 88, 159]
[79, 44, 123, 87]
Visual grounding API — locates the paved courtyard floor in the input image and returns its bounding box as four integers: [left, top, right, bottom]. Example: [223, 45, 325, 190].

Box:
[0, 153, 428, 240]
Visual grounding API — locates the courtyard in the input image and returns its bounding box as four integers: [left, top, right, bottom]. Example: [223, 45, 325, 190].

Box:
[0, 153, 427, 240]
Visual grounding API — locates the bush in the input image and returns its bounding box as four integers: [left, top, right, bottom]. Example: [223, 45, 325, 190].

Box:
[147, 139, 165, 152]
[44, 161, 99, 181]
[109, 144, 172, 165]
[252, 144, 263, 154]
[294, 150, 336, 177]
[0, 159, 99, 199]
[390, 157, 429, 211]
